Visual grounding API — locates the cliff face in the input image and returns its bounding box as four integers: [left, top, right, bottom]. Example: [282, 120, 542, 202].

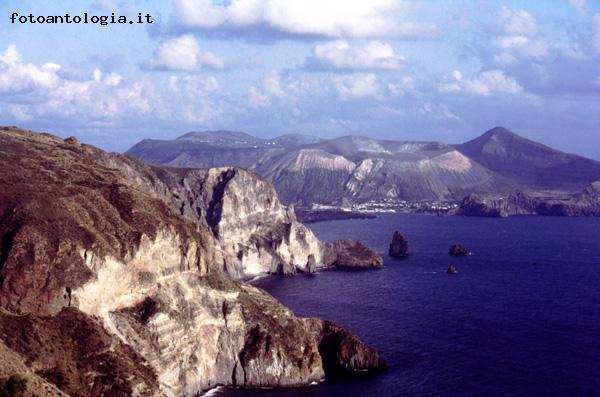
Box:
[0, 129, 221, 316]
[0, 127, 384, 397]
[457, 183, 600, 217]
[98, 154, 340, 278]
[536, 182, 600, 216]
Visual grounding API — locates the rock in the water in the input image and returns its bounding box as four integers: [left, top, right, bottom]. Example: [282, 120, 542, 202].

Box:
[448, 244, 469, 256]
[304, 318, 387, 374]
[447, 264, 458, 274]
[324, 240, 383, 269]
[388, 231, 409, 257]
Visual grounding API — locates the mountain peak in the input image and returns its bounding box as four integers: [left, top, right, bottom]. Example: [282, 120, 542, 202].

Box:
[482, 126, 519, 140]
[456, 126, 600, 191]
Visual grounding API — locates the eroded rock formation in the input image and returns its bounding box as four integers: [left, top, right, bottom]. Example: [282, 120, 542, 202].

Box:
[98, 151, 379, 278]
[0, 127, 384, 397]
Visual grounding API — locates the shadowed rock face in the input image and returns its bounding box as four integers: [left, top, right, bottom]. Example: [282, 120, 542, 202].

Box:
[0, 308, 160, 397]
[0, 339, 70, 397]
[0, 127, 384, 396]
[304, 319, 386, 374]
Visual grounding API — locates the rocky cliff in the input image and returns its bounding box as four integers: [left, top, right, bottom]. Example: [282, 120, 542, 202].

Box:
[0, 127, 384, 397]
[457, 183, 600, 217]
[97, 151, 372, 278]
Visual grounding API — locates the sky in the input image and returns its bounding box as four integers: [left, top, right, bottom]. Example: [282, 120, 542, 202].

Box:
[0, 0, 599, 158]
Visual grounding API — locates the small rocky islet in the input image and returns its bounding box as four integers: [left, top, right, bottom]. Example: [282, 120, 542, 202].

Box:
[449, 244, 470, 256]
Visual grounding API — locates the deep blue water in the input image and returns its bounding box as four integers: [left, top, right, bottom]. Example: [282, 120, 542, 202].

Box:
[217, 214, 600, 397]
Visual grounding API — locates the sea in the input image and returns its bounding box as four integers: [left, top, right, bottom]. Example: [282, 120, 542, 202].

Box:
[217, 213, 600, 397]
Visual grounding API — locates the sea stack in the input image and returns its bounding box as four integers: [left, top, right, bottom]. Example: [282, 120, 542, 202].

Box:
[389, 231, 409, 258]
[449, 244, 469, 256]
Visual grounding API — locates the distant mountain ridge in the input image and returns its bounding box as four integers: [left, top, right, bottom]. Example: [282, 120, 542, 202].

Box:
[456, 127, 600, 192]
[127, 127, 600, 205]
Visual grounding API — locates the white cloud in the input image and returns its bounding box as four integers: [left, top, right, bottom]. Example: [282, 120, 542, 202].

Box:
[0, 43, 232, 131]
[464, 70, 523, 96]
[167, 74, 222, 122]
[387, 75, 414, 96]
[421, 102, 459, 121]
[308, 40, 405, 70]
[493, 52, 518, 65]
[494, 35, 548, 58]
[40, 72, 152, 120]
[145, 34, 224, 71]
[498, 7, 537, 36]
[333, 73, 380, 100]
[492, 8, 547, 61]
[438, 70, 462, 93]
[0, 45, 20, 64]
[104, 72, 123, 87]
[174, 0, 438, 39]
[168, 74, 219, 93]
[0, 45, 61, 93]
[247, 72, 285, 107]
[248, 86, 270, 107]
[262, 72, 285, 97]
[0, 44, 225, 126]
[439, 68, 523, 97]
